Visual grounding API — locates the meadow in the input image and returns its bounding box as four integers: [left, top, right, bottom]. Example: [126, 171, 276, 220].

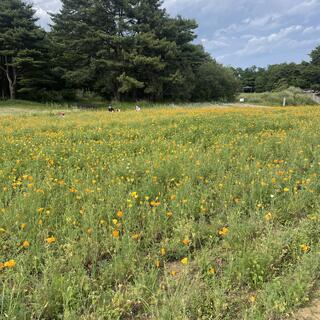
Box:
[1, 106, 320, 319]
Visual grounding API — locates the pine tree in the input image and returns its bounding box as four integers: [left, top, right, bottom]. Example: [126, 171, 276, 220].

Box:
[0, 0, 47, 99]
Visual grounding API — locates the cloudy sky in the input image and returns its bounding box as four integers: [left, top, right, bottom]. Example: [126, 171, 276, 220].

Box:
[28, 0, 320, 68]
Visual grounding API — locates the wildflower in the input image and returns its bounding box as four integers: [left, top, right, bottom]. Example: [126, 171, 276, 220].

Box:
[130, 191, 138, 199]
[150, 200, 161, 207]
[300, 244, 310, 253]
[0, 228, 6, 233]
[160, 248, 166, 256]
[181, 257, 188, 265]
[100, 219, 106, 225]
[265, 212, 273, 221]
[155, 260, 160, 268]
[116, 211, 123, 218]
[37, 208, 44, 214]
[22, 240, 30, 248]
[166, 211, 173, 218]
[46, 236, 56, 244]
[283, 187, 289, 192]
[0, 262, 4, 269]
[182, 239, 190, 246]
[112, 219, 118, 226]
[86, 228, 93, 235]
[171, 270, 177, 276]
[209, 267, 216, 274]
[249, 295, 256, 303]
[218, 226, 229, 237]
[20, 223, 27, 230]
[112, 230, 119, 238]
[170, 195, 176, 200]
[4, 260, 16, 268]
[132, 233, 140, 240]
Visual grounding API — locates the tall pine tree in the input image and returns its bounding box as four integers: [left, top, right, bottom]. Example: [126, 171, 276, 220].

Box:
[0, 0, 48, 99]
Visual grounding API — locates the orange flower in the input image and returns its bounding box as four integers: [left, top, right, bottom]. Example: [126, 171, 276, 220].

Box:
[218, 227, 229, 237]
[22, 240, 30, 248]
[182, 239, 190, 246]
[4, 260, 16, 268]
[46, 236, 56, 244]
[116, 211, 124, 218]
[112, 230, 119, 238]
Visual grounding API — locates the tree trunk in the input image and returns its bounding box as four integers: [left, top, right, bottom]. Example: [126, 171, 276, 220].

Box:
[2, 56, 17, 100]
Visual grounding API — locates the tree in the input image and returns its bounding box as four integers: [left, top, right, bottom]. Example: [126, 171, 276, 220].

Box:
[310, 45, 320, 66]
[193, 61, 239, 101]
[0, 0, 47, 99]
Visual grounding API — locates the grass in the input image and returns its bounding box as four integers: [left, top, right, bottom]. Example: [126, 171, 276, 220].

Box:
[239, 87, 318, 106]
[1, 106, 320, 319]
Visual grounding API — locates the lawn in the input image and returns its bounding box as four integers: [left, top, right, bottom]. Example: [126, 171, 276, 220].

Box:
[1, 106, 320, 319]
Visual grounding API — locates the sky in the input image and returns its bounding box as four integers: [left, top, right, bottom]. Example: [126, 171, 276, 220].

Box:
[27, 0, 320, 68]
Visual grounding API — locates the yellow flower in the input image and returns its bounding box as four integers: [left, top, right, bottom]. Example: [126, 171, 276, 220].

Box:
[155, 260, 160, 268]
[4, 260, 16, 268]
[209, 267, 216, 274]
[300, 244, 310, 253]
[112, 230, 120, 238]
[0, 262, 4, 269]
[170, 195, 176, 200]
[0, 227, 6, 233]
[130, 191, 138, 198]
[160, 248, 166, 256]
[283, 187, 290, 192]
[22, 240, 30, 248]
[86, 228, 93, 235]
[20, 223, 27, 230]
[166, 212, 173, 218]
[181, 257, 188, 265]
[218, 226, 229, 237]
[37, 208, 44, 214]
[264, 212, 273, 221]
[150, 200, 161, 207]
[116, 211, 124, 218]
[249, 295, 256, 303]
[46, 236, 56, 244]
[112, 219, 118, 225]
[132, 233, 140, 240]
[182, 239, 190, 246]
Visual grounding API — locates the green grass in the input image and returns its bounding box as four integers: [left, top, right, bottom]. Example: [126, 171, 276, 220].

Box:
[1, 106, 320, 319]
[239, 87, 318, 106]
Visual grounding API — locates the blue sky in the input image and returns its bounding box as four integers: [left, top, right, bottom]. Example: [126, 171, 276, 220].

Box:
[28, 0, 320, 68]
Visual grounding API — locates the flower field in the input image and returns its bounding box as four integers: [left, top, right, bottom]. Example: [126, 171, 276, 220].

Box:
[1, 106, 320, 319]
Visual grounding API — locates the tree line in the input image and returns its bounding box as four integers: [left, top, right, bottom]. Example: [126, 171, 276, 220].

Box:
[235, 46, 320, 93]
[0, 0, 239, 102]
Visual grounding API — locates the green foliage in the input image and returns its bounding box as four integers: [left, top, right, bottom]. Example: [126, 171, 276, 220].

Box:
[49, 0, 238, 102]
[0, 0, 55, 100]
[235, 49, 320, 93]
[239, 87, 317, 106]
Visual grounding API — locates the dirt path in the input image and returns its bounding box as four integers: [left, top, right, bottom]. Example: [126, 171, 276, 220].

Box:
[294, 293, 320, 319]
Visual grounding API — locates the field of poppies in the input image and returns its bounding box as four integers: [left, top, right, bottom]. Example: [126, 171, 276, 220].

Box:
[1, 106, 320, 319]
